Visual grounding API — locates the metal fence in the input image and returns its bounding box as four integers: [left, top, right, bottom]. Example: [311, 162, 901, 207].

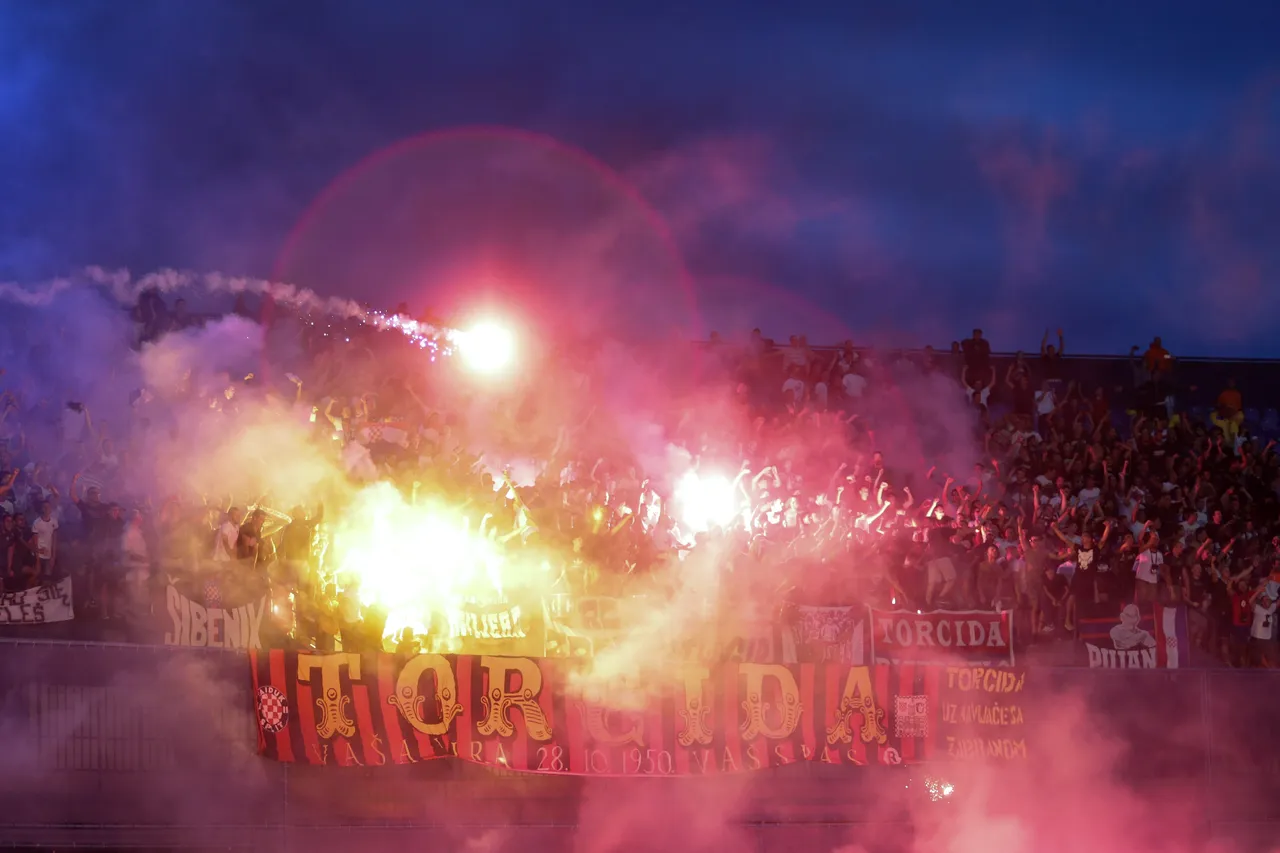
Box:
[0, 639, 1277, 852]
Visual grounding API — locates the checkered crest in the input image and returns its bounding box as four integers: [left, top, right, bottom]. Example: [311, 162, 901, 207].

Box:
[257, 686, 289, 734]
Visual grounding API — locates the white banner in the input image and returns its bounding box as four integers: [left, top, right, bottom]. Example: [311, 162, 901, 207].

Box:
[0, 579, 75, 624]
[163, 584, 266, 649]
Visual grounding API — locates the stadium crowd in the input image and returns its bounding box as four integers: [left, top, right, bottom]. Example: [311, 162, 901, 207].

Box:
[3, 290, 1280, 669]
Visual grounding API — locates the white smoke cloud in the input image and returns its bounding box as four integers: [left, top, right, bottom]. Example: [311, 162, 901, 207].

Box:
[138, 315, 265, 391]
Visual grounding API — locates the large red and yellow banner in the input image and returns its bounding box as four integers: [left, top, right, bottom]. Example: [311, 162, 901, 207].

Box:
[250, 650, 1028, 773]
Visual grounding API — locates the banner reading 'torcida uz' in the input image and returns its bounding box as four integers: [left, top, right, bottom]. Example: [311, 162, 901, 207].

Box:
[250, 651, 1029, 774]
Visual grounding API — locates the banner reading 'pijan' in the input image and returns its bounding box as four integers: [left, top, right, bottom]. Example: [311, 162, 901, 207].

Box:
[1079, 603, 1189, 669]
[250, 650, 1030, 773]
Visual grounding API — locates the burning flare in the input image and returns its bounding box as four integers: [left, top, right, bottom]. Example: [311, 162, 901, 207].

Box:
[327, 483, 507, 642]
[673, 470, 738, 533]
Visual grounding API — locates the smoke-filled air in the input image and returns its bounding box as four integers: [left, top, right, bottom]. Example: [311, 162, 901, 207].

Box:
[0, 261, 984, 665]
[3, 4, 1280, 850]
[0, 248, 1261, 852]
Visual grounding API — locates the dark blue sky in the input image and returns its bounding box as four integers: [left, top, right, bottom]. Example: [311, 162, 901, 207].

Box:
[1, 1, 1277, 356]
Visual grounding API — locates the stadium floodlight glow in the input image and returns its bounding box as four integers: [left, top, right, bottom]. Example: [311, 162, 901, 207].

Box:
[455, 320, 516, 374]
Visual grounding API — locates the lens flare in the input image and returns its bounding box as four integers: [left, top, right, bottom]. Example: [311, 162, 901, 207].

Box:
[673, 471, 737, 533]
[456, 321, 516, 374]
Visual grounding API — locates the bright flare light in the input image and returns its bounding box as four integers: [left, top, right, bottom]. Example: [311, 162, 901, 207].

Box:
[673, 471, 738, 533]
[455, 321, 516, 374]
[924, 776, 956, 801]
[328, 483, 507, 643]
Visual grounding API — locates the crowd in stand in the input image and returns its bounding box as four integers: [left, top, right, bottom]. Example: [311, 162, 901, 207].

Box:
[3, 289, 1280, 669]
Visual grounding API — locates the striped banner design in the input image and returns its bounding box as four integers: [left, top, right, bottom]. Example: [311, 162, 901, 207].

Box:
[249, 650, 1029, 774]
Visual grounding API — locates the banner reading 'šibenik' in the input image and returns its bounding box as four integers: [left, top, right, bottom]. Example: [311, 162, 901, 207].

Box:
[250, 650, 1029, 773]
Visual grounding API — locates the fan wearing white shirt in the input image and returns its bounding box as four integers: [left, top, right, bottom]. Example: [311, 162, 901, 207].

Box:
[968, 378, 992, 410]
[965, 365, 995, 409]
[1076, 476, 1101, 508]
[1132, 528, 1164, 604]
[1180, 509, 1205, 538]
[1127, 506, 1150, 541]
[781, 365, 807, 407]
[1249, 587, 1278, 666]
[212, 507, 243, 562]
[841, 370, 867, 400]
[781, 335, 809, 370]
[31, 500, 58, 579]
[1033, 382, 1056, 428]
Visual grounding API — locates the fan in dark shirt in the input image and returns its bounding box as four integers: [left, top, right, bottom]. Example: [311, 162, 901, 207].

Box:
[960, 329, 991, 384]
[0, 514, 20, 592]
[237, 509, 268, 564]
[8, 515, 38, 590]
[1040, 328, 1065, 383]
[76, 494, 111, 543]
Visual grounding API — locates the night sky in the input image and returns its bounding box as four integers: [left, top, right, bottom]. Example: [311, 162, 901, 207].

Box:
[1, 1, 1277, 356]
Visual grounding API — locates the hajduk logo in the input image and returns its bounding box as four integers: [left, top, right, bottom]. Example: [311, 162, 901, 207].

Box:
[256, 686, 289, 734]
